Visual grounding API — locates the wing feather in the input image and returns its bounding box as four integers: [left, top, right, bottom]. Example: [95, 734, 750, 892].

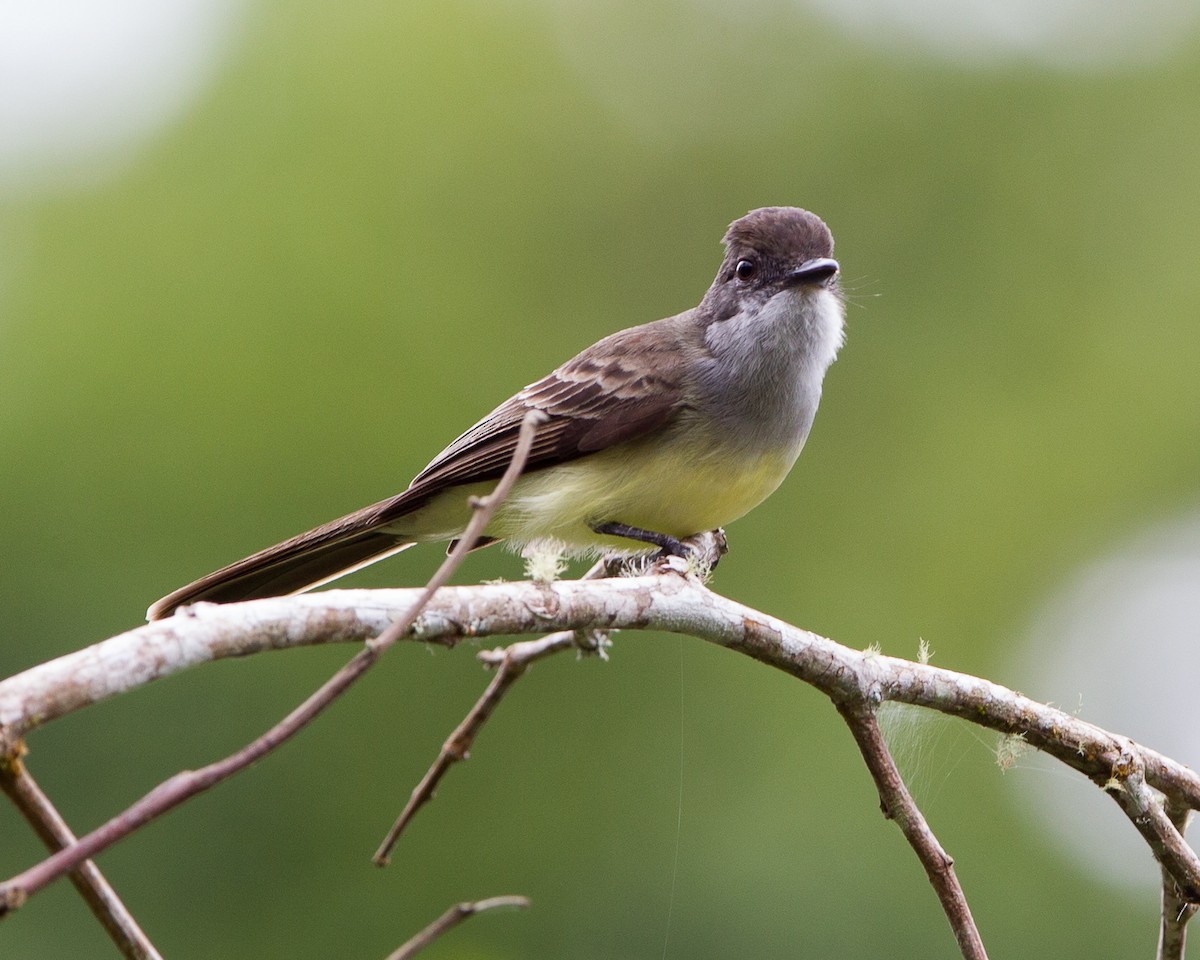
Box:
[147, 313, 700, 619]
[396, 317, 694, 510]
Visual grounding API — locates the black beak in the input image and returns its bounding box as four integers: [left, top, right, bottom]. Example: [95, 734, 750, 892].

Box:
[785, 257, 839, 287]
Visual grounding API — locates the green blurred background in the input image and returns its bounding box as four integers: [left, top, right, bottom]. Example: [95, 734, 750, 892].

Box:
[3, 0, 1199, 956]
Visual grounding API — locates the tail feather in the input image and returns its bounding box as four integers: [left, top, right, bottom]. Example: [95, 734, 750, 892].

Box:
[146, 528, 414, 621]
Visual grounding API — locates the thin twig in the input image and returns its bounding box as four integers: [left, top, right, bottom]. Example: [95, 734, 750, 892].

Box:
[0, 411, 545, 916]
[374, 631, 579, 864]
[1159, 799, 1196, 960]
[837, 702, 988, 960]
[383, 895, 530, 960]
[365, 410, 547, 657]
[374, 554, 620, 863]
[0, 751, 162, 959]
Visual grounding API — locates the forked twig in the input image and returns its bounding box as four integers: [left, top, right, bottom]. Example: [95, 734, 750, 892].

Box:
[0, 753, 162, 959]
[1110, 767, 1200, 904]
[384, 895, 530, 960]
[373, 537, 726, 863]
[374, 553, 619, 865]
[373, 631, 580, 864]
[0, 410, 545, 915]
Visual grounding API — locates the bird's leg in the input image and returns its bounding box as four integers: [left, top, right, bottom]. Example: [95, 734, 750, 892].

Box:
[589, 521, 690, 558]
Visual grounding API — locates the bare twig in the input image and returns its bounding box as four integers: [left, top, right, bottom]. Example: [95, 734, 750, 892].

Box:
[374, 630, 579, 864]
[366, 410, 547, 657]
[383, 895, 530, 960]
[0, 411, 545, 916]
[837, 702, 988, 960]
[0, 751, 162, 959]
[374, 551, 630, 864]
[1159, 800, 1197, 960]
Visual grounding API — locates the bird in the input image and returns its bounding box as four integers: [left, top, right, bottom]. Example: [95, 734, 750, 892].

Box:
[147, 206, 844, 620]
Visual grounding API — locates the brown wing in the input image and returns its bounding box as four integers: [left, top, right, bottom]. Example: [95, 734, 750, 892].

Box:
[146, 314, 696, 619]
[384, 315, 695, 514]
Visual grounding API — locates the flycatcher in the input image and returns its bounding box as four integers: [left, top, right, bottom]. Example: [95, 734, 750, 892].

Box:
[147, 206, 844, 620]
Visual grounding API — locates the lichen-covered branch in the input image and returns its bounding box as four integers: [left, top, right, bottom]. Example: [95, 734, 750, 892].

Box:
[0, 409, 547, 916]
[4, 574, 1199, 829]
[2, 567, 1197, 952]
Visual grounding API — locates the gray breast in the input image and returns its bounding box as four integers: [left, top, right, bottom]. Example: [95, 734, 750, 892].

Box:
[697, 288, 843, 454]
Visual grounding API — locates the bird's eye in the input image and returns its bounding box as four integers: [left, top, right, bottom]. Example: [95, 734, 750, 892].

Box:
[734, 259, 756, 281]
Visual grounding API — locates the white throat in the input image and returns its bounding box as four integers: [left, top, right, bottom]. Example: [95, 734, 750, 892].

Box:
[705, 286, 845, 380]
[773, 285, 845, 376]
[696, 286, 845, 453]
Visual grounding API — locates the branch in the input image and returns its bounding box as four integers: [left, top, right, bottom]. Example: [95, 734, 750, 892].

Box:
[1110, 763, 1200, 903]
[5, 578, 1199, 823]
[1160, 800, 1197, 960]
[0, 410, 545, 915]
[0, 752, 162, 959]
[837, 702, 987, 960]
[384, 895, 530, 960]
[3, 563, 1198, 951]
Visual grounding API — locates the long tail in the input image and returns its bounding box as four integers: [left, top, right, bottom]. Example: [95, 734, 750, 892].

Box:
[146, 526, 415, 621]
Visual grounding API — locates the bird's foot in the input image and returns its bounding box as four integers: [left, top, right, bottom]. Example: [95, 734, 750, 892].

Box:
[590, 522, 727, 579]
[651, 529, 727, 579]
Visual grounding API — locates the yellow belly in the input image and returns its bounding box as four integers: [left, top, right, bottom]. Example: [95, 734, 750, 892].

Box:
[395, 433, 800, 554]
